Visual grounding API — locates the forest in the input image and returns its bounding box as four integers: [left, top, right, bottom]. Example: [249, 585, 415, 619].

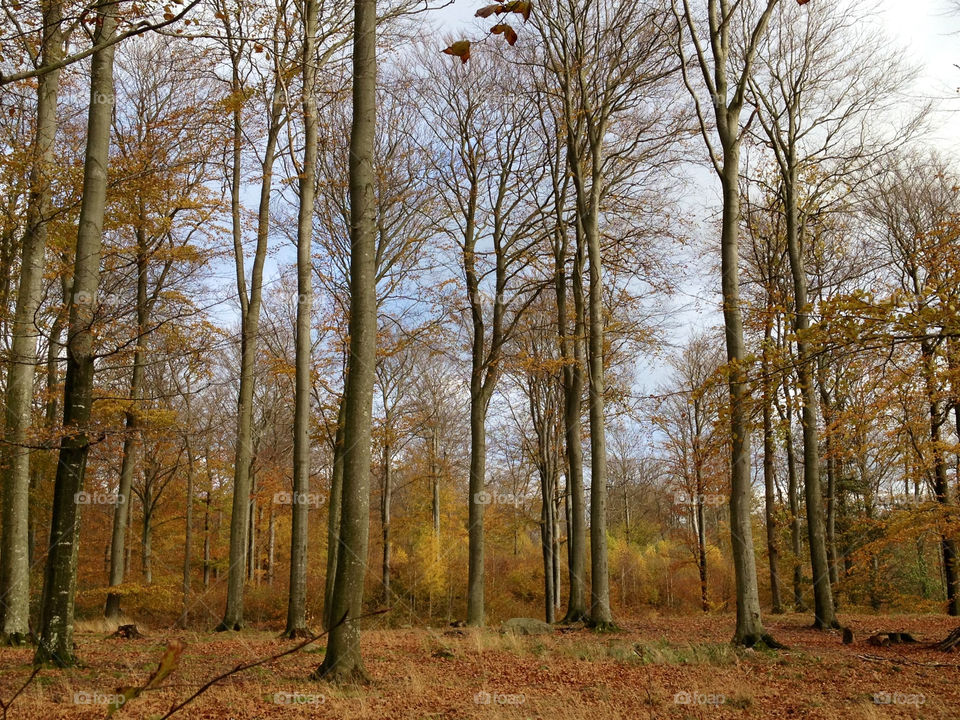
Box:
[1, 0, 960, 716]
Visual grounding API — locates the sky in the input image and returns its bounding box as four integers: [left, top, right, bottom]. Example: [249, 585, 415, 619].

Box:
[425, 0, 960, 401]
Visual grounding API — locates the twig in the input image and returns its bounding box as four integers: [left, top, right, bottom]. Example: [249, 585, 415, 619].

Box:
[0, 666, 40, 720]
[157, 607, 388, 719]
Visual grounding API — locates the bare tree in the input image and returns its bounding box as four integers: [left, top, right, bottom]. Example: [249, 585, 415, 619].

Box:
[674, 0, 782, 646]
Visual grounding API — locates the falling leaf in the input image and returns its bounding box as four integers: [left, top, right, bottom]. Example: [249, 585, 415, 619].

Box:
[442, 40, 471, 64]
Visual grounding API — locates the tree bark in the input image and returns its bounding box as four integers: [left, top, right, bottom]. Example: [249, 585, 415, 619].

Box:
[583, 204, 613, 628]
[762, 321, 783, 613]
[783, 395, 807, 612]
[284, 0, 318, 638]
[34, 0, 116, 666]
[556, 224, 588, 623]
[180, 437, 195, 628]
[315, 0, 376, 679]
[322, 395, 345, 630]
[782, 166, 837, 629]
[0, 0, 62, 647]
[719, 157, 767, 645]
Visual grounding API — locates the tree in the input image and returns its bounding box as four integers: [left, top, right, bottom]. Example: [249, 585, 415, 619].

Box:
[215, 0, 294, 631]
[313, 0, 378, 680]
[537, 0, 681, 628]
[284, 0, 320, 640]
[674, 0, 782, 646]
[747, 0, 920, 629]
[104, 36, 220, 619]
[34, 0, 118, 667]
[0, 0, 63, 646]
[419, 46, 544, 626]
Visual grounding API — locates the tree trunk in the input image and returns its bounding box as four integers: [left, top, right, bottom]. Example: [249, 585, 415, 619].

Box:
[203, 487, 211, 588]
[540, 466, 555, 624]
[557, 229, 588, 623]
[322, 395, 345, 631]
[466, 396, 488, 626]
[0, 0, 62, 647]
[783, 170, 836, 629]
[34, 0, 116, 666]
[218, 81, 283, 631]
[314, 0, 377, 679]
[431, 428, 440, 540]
[105, 230, 149, 619]
[719, 159, 768, 646]
[584, 206, 613, 628]
[924, 347, 959, 615]
[142, 503, 152, 585]
[762, 322, 783, 614]
[285, 0, 317, 638]
[696, 469, 708, 613]
[267, 504, 275, 587]
[381, 443, 392, 602]
[180, 440, 195, 628]
[784, 398, 807, 612]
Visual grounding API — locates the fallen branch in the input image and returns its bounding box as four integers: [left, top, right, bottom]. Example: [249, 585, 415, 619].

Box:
[0, 666, 40, 720]
[155, 607, 388, 719]
[856, 653, 960, 669]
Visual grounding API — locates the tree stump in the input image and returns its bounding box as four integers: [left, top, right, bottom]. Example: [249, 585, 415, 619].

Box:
[111, 624, 144, 639]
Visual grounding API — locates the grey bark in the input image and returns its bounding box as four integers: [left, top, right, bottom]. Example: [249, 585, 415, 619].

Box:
[315, 0, 377, 679]
[677, 0, 781, 646]
[0, 0, 62, 646]
[322, 395, 345, 630]
[284, 0, 318, 639]
[34, 0, 117, 666]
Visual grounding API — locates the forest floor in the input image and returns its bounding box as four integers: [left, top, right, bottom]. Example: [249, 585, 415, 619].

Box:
[1, 611, 958, 719]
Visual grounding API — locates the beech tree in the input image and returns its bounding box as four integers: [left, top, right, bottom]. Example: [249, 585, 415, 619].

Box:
[0, 0, 63, 646]
[674, 0, 782, 646]
[34, 0, 118, 667]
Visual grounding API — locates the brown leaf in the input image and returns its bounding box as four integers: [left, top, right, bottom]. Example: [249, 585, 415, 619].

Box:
[506, 0, 531, 21]
[490, 23, 518, 46]
[442, 40, 471, 64]
[475, 3, 503, 18]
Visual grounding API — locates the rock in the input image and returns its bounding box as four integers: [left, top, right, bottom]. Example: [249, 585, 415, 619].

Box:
[501, 618, 553, 636]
